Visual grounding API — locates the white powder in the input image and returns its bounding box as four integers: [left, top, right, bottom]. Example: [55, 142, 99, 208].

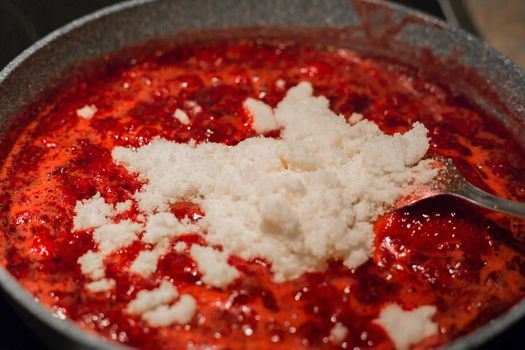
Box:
[329, 322, 348, 345]
[127, 281, 179, 314]
[373, 304, 438, 350]
[113, 82, 434, 283]
[129, 239, 169, 277]
[348, 112, 363, 124]
[142, 294, 197, 327]
[74, 194, 145, 290]
[76, 219, 143, 290]
[189, 245, 240, 289]
[259, 193, 300, 236]
[173, 109, 190, 125]
[115, 200, 132, 214]
[185, 100, 202, 114]
[73, 193, 196, 292]
[74, 193, 135, 230]
[92, 220, 143, 255]
[142, 212, 199, 244]
[86, 278, 115, 293]
[72, 82, 436, 330]
[243, 97, 279, 133]
[73, 193, 113, 231]
[76, 105, 97, 119]
[77, 250, 105, 280]
[126, 281, 197, 327]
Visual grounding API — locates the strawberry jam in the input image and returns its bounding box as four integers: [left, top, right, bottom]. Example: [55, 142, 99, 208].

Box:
[1, 38, 525, 350]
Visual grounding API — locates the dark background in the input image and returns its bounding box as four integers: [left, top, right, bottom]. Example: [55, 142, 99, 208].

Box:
[0, 0, 522, 349]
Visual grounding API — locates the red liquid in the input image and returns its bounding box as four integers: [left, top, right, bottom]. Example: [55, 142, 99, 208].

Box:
[1, 39, 525, 350]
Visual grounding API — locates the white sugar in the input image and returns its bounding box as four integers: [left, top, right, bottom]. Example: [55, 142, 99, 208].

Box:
[374, 304, 438, 350]
[76, 105, 97, 119]
[113, 82, 434, 283]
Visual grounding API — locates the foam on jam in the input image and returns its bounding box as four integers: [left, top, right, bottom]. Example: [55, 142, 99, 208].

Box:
[1, 39, 525, 350]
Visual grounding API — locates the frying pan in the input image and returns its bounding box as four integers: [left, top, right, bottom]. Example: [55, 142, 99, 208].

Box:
[0, 0, 524, 349]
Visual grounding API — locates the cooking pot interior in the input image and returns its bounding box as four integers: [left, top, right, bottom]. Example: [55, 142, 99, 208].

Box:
[0, 0, 524, 349]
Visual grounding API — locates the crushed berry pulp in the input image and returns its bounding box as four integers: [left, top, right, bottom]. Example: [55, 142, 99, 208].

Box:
[1, 39, 525, 350]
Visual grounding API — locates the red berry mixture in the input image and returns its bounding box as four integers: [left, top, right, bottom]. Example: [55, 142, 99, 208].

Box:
[0, 39, 525, 350]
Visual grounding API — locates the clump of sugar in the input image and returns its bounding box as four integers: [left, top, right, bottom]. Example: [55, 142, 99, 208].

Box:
[142, 212, 199, 245]
[127, 280, 179, 314]
[86, 278, 115, 293]
[373, 304, 438, 350]
[74, 193, 144, 293]
[129, 239, 170, 277]
[185, 100, 202, 114]
[73, 193, 113, 231]
[173, 109, 190, 125]
[190, 245, 240, 289]
[73, 195, 196, 291]
[93, 220, 143, 255]
[142, 294, 197, 326]
[126, 281, 197, 327]
[76, 105, 97, 119]
[77, 250, 105, 280]
[113, 82, 435, 282]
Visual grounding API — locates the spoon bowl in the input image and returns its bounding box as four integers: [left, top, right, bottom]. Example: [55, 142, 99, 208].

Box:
[395, 156, 525, 218]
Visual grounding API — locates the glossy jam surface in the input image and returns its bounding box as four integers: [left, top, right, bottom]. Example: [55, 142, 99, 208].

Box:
[1, 40, 525, 350]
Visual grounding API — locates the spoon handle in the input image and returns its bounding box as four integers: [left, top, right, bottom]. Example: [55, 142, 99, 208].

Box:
[454, 183, 525, 218]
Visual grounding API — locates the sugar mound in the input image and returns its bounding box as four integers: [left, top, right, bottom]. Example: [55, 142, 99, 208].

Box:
[112, 82, 434, 282]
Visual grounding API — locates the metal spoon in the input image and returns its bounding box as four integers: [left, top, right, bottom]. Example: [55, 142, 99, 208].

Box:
[395, 156, 525, 218]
